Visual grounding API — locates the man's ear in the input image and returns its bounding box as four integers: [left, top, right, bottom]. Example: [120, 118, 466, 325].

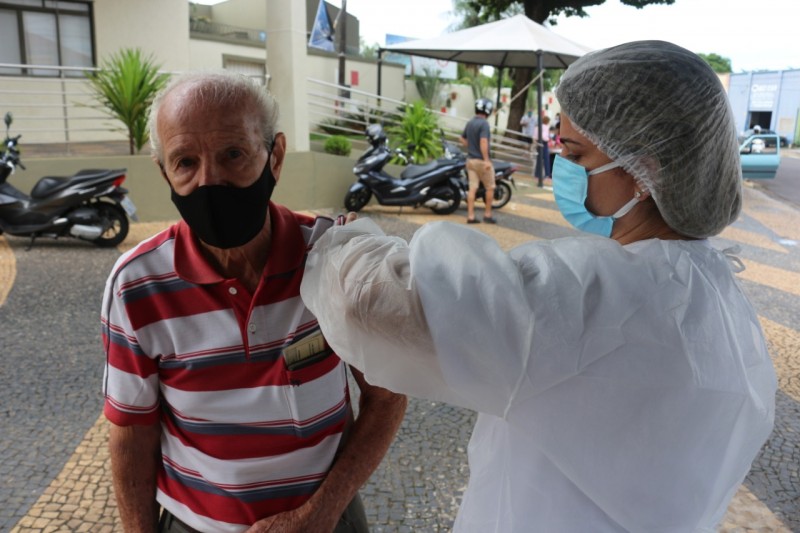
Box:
[270, 132, 287, 183]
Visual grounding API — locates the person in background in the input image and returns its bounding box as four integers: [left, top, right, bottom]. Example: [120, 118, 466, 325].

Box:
[101, 71, 406, 533]
[534, 114, 552, 187]
[460, 97, 497, 224]
[520, 108, 536, 152]
[301, 40, 776, 532]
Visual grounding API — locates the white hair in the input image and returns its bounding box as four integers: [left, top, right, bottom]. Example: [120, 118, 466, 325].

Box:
[148, 70, 280, 162]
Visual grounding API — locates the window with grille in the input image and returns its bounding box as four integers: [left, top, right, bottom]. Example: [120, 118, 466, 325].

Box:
[0, 0, 93, 76]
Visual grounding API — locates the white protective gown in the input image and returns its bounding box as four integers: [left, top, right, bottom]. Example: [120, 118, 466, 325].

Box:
[300, 219, 776, 532]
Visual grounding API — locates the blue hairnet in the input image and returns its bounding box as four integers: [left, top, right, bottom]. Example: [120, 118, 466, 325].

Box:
[555, 40, 742, 238]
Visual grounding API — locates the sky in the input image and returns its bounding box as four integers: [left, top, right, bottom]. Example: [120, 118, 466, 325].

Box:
[329, 0, 797, 73]
[190, 0, 797, 73]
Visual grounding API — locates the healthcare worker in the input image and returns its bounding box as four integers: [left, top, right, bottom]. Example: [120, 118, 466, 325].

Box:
[301, 40, 776, 532]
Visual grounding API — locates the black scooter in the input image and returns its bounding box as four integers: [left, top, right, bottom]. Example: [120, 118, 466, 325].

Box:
[0, 112, 137, 248]
[344, 124, 463, 214]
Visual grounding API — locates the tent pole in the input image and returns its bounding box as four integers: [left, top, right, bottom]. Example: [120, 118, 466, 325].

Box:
[495, 67, 503, 128]
[536, 50, 544, 188]
[377, 49, 383, 101]
[337, 0, 347, 94]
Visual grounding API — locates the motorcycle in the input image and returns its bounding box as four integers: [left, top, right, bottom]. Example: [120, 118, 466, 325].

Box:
[439, 132, 518, 209]
[344, 124, 464, 215]
[0, 112, 137, 248]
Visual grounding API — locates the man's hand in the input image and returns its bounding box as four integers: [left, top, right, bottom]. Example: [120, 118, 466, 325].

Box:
[335, 212, 359, 226]
[244, 505, 324, 533]
[256, 369, 405, 533]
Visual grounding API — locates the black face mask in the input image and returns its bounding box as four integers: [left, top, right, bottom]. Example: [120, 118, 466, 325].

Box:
[170, 157, 276, 249]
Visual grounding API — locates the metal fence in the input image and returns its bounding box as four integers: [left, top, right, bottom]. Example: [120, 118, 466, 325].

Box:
[306, 78, 536, 175]
[189, 19, 267, 46]
[0, 65, 537, 174]
[0, 63, 124, 146]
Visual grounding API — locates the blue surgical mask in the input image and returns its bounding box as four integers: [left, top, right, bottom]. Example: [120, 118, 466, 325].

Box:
[552, 155, 641, 237]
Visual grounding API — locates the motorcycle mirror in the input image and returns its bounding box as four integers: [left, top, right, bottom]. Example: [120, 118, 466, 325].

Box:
[4, 112, 12, 129]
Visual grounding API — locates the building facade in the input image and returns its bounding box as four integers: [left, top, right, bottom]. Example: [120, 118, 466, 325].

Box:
[728, 69, 800, 146]
[0, 0, 404, 147]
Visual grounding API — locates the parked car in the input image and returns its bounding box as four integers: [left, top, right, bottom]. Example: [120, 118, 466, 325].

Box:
[739, 128, 789, 148]
[740, 134, 781, 179]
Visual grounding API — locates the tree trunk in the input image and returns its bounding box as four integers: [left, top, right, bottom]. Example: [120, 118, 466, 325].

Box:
[504, 2, 549, 141]
[505, 67, 532, 141]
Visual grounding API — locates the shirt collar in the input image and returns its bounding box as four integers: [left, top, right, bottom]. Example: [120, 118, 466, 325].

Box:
[173, 201, 306, 285]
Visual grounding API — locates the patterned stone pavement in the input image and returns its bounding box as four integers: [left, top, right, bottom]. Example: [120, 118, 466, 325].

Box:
[1, 174, 798, 532]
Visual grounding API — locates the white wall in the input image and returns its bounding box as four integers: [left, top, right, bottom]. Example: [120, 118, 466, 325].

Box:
[206, 0, 266, 30]
[307, 53, 406, 103]
[93, 0, 190, 71]
[188, 40, 266, 71]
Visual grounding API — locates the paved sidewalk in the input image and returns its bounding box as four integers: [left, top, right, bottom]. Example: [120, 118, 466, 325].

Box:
[1, 175, 798, 531]
[781, 147, 800, 159]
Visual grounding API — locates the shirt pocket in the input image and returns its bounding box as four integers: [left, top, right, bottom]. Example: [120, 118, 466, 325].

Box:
[283, 330, 342, 385]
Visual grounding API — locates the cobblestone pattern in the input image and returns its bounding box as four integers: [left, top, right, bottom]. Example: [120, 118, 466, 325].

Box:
[1, 178, 798, 532]
[0, 239, 118, 532]
[10, 417, 118, 533]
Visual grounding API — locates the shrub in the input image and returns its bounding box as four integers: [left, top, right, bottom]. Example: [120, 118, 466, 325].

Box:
[324, 135, 352, 156]
[388, 100, 442, 163]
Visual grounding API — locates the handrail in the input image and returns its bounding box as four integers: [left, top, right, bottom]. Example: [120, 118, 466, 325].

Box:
[0, 66, 537, 171]
[0, 62, 99, 74]
[306, 77, 535, 175]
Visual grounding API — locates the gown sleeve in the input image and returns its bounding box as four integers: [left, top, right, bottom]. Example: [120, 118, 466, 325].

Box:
[301, 218, 532, 416]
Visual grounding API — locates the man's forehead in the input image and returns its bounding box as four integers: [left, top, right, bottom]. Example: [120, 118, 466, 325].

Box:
[159, 92, 258, 132]
[163, 85, 250, 117]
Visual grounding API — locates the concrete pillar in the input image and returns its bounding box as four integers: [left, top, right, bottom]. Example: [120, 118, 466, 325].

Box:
[266, 0, 310, 152]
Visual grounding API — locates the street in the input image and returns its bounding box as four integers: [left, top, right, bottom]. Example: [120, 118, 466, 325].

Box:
[1, 173, 798, 532]
[760, 155, 800, 209]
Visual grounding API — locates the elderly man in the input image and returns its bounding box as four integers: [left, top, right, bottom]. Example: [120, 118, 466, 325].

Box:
[101, 71, 406, 533]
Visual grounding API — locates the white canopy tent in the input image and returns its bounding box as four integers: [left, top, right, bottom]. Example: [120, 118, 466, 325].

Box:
[376, 14, 593, 181]
[379, 14, 591, 70]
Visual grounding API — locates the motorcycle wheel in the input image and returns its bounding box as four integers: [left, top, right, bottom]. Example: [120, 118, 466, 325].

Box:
[92, 202, 129, 248]
[491, 182, 513, 209]
[344, 188, 372, 212]
[430, 182, 462, 215]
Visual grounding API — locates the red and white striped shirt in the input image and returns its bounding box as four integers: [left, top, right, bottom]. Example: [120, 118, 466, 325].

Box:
[102, 203, 349, 532]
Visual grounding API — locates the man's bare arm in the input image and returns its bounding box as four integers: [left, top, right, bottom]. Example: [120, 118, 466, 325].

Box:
[109, 423, 161, 533]
[480, 137, 491, 163]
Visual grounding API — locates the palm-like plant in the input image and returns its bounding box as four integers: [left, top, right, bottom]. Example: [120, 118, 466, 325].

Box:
[86, 48, 169, 154]
[388, 100, 442, 164]
[413, 66, 445, 109]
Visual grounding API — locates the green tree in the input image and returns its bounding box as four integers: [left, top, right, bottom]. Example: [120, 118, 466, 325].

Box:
[459, 68, 494, 100]
[86, 48, 169, 155]
[453, 1, 675, 134]
[698, 53, 732, 73]
[360, 38, 380, 59]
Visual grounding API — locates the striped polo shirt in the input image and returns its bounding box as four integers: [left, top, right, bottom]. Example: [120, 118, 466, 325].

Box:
[102, 203, 349, 533]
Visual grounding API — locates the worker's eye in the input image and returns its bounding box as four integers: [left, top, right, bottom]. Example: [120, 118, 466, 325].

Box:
[227, 149, 243, 160]
[176, 158, 196, 169]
